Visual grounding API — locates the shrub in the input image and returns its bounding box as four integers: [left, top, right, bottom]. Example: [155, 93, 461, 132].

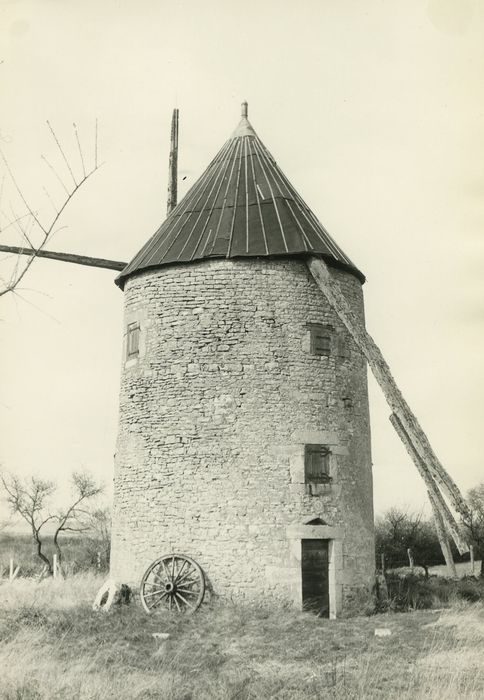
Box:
[379, 572, 484, 612]
[457, 576, 484, 602]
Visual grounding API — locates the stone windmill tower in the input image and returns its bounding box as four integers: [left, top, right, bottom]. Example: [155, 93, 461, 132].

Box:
[110, 103, 375, 617]
[2, 103, 470, 614]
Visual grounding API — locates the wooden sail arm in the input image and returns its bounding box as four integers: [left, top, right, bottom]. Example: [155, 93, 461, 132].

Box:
[390, 413, 468, 554]
[306, 255, 471, 523]
[0, 244, 126, 271]
[428, 490, 458, 578]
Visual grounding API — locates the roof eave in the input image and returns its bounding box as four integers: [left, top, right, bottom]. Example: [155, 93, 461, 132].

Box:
[114, 252, 365, 291]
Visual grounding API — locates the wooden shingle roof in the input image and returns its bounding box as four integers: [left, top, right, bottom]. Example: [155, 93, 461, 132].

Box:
[116, 103, 364, 288]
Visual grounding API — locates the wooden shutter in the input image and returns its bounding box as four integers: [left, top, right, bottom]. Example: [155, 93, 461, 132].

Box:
[304, 445, 331, 483]
[308, 323, 332, 356]
[127, 322, 140, 358]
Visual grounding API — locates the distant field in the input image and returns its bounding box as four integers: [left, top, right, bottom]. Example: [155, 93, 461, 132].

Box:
[429, 560, 482, 578]
[0, 532, 108, 577]
[0, 574, 483, 699]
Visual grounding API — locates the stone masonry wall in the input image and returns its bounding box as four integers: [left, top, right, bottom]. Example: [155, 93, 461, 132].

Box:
[110, 258, 374, 612]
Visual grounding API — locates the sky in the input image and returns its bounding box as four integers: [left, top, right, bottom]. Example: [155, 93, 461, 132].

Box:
[0, 0, 483, 520]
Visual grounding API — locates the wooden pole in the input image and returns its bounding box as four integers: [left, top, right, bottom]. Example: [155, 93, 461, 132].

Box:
[53, 554, 58, 579]
[390, 413, 468, 553]
[306, 256, 471, 540]
[0, 244, 126, 271]
[167, 108, 179, 215]
[470, 545, 475, 575]
[428, 490, 458, 578]
[407, 548, 414, 570]
[9, 558, 13, 581]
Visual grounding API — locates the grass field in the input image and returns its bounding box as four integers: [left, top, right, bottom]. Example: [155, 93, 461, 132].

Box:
[0, 532, 109, 577]
[0, 574, 483, 699]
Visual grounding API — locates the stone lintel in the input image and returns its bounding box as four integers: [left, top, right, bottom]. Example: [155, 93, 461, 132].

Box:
[286, 524, 344, 542]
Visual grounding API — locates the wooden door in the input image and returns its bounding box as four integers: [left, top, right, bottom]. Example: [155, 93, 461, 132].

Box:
[301, 539, 329, 616]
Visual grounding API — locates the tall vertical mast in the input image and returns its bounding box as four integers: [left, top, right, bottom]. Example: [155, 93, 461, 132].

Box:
[167, 108, 179, 215]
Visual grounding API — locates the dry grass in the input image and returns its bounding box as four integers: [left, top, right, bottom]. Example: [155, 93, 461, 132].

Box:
[0, 574, 483, 699]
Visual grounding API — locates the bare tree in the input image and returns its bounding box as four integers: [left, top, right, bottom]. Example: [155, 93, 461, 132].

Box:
[52, 471, 102, 567]
[0, 473, 56, 572]
[85, 506, 112, 569]
[375, 506, 443, 575]
[0, 120, 100, 297]
[0, 469, 102, 574]
[462, 483, 484, 578]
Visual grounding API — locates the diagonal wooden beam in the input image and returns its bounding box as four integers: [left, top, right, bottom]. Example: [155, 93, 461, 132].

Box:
[0, 244, 126, 271]
[390, 413, 468, 554]
[306, 255, 471, 524]
[427, 490, 458, 578]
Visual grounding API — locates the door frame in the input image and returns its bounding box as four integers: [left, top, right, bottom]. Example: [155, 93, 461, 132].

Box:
[301, 538, 330, 615]
[286, 523, 343, 618]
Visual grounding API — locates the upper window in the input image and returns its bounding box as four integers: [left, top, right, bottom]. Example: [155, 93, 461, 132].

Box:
[309, 323, 332, 356]
[126, 322, 140, 358]
[304, 444, 331, 484]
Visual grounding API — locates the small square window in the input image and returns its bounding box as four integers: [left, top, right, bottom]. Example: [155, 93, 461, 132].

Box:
[308, 323, 332, 356]
[304, 444, 331, 484]
[126, 322, 140, 358]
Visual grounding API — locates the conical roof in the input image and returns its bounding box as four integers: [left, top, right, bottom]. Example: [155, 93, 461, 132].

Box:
[116, 103, 364, 288]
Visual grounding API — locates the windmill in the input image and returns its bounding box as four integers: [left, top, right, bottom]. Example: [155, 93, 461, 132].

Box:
[0, 104, 470, 613]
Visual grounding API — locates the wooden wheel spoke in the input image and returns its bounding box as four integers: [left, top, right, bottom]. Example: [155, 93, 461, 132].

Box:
[176, 569, 197, 586]
[173, 558, 187, 584]
[171, 555, 176, 580]
[175, 591, 194, 608]
[160, 559, 171, 582]
[154, 562, 167, 580]
[176, 587, 199, 595]
[147, 591, 169, 609]
[144, 589, 168, 598]
[172, 593, 181, 612]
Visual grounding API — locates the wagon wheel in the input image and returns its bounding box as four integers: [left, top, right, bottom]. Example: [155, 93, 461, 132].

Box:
[139, 553, 205, 614]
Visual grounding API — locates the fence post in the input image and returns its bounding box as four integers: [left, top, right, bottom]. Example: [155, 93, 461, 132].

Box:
[53, 554, 58, 579]
[407, 548, 414, 570]
[470, 545, 475, 575]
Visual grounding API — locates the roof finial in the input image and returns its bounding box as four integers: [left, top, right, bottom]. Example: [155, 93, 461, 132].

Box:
[241, 101, 248, 118]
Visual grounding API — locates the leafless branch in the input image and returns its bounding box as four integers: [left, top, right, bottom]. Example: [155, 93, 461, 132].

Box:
[42, 185, 58, 215]
[46, 120, 78, 187]
[0, 119, 100, 298]
[95, 118, 98, 169]
[41, 154, 70, 195]
[53, 470, 103, 565]
[73, 123, 86, 178]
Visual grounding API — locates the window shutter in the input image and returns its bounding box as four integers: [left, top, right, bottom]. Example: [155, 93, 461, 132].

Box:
[308, 323, 333, 357]
[304, 445, 331, 484]
[127, 322, 140, 358]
